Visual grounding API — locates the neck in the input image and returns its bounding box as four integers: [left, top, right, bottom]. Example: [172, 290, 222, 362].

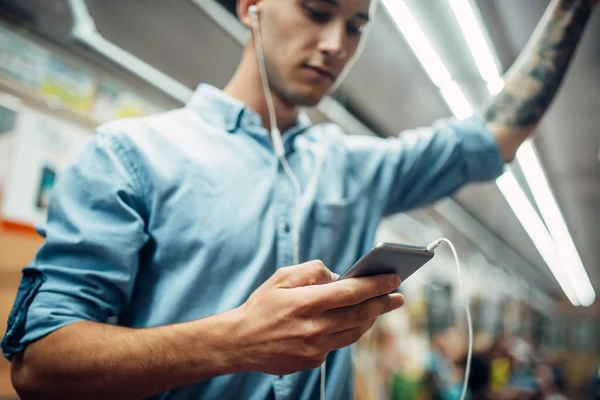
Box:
[224, 46, 298, 134]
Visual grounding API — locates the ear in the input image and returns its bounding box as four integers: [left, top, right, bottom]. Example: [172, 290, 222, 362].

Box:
[237, 0, 260, 30]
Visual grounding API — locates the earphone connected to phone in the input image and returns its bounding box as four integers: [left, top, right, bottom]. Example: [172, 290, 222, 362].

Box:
[248, 3, 322, 396]
[248, 5, 471, 400]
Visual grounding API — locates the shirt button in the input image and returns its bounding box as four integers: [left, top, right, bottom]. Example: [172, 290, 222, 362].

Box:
[284, 223, 290, 233]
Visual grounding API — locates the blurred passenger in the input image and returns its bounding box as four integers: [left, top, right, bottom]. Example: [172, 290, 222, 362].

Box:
[422, 329, 467, 400]
[489, 336, 513, 394]
[2, 0, 598, 399]
[550, 363, 568, 397]
[506, 337, 542, 396]
[456, 354, 491, 400]
[535, 361, 569, 400]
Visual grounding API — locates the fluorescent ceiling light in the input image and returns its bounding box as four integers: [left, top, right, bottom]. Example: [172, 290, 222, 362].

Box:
[381, 0, 474, 120]
[486, 76, 505, 96]
[446, 0, 594, 306]
[517, 142, 596, 306]
[448, 0, 501, 83]
[381, 0, 452, 87]
[496, 172, 581, 306]
[439, 81, 473, 120]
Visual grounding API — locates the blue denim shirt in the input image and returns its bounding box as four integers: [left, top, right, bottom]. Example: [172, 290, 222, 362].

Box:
[2, 84, 504, 400]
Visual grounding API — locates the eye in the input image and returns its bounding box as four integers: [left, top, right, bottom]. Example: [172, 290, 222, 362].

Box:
[305, 7, 331, 24]
[346, 23, 364, 37]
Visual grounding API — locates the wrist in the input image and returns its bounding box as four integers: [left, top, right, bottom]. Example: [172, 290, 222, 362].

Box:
[177, 308, 247, 379]
[196, 307, 249, 375]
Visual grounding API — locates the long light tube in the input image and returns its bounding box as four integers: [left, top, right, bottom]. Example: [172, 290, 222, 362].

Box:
[381, 0, 472, 120]
[448, 0, 503, 93]
[381, 0, 452, 87]
[517, 142, 595, 305]
[496, 172, 581, 305]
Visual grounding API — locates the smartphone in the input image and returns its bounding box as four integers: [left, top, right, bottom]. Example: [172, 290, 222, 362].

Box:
[337, 242, 434, 282]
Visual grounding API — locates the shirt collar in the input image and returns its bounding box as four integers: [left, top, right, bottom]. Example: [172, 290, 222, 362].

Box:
[186, 83, 312, 137]
[186, 84, 246, 133]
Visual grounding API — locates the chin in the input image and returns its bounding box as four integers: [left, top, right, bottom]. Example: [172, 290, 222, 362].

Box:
[284, 85, 330, 107]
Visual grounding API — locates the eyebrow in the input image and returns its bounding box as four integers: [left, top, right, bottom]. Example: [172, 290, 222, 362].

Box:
[320, 0, 371, 22]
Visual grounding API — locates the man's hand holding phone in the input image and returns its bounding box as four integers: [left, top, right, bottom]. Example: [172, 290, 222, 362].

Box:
[232, 260, 404, 376]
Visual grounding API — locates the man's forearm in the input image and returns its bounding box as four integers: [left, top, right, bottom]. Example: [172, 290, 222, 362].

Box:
[484, 0, 594, 130]
[12, 310, 244, 400]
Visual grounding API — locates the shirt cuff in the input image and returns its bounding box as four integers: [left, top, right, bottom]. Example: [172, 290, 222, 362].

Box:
[456, 114, 505, 182]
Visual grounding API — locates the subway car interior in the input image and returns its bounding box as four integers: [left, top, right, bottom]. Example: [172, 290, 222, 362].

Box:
[0, 0, 598, 399]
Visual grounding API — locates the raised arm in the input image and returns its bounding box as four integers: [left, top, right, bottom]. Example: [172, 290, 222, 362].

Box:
[485, 0, 597, 161]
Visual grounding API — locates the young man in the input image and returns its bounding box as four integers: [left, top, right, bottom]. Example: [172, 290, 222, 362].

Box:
[2, 0, 596, 399]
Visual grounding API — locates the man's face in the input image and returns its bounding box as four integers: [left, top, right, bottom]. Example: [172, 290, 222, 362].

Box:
[257, 0, 372, 107]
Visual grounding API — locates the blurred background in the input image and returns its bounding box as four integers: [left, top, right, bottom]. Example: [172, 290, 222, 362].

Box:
[0, 0, 598, 399]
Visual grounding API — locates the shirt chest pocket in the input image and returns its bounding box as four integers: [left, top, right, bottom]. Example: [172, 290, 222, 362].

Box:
[305, 200, 352, 268]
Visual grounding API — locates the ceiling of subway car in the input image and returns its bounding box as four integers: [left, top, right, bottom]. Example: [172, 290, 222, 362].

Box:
[1, 0, 598, 301]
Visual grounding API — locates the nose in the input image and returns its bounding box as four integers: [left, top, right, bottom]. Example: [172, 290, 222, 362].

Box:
[318, 21, 347, 60]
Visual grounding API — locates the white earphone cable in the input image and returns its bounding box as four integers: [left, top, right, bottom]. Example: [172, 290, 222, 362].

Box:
[249, 7, 280, 154]
[249, 11, 470, 400]
[249, 7, 325, 400]
[427, 238, 472, 400]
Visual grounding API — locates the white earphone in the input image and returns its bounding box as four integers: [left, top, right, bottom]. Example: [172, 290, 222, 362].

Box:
[248, 4, 325, 399]
[247, 4, 285, 157]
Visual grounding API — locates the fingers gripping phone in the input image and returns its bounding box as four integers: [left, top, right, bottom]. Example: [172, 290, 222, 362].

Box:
[337, 242, 435, 283]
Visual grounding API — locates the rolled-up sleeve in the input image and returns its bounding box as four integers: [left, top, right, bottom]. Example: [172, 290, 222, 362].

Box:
[1, 131, 148, 361]
[345, 115, 505, 215]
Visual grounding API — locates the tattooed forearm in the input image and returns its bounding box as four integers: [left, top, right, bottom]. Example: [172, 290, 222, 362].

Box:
[484, 0, 593, 128]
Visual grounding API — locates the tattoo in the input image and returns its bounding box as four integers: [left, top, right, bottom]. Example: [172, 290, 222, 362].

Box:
[484, 0, 592, 128]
